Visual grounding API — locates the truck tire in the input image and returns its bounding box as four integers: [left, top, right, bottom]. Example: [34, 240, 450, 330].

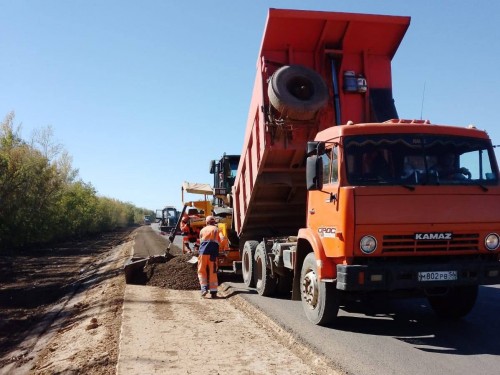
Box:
[268, 64, 329, 121]
[242, 240, 258, 288]
[300, 252, 340, 326]
[427, 285, 478, 319]
[254, 242, 277, 296]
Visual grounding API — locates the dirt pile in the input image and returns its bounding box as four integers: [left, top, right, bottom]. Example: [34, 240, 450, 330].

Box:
[145, 253, 200, 290]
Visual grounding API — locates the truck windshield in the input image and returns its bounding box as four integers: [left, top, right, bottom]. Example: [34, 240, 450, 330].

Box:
[344, 134, 498, 186]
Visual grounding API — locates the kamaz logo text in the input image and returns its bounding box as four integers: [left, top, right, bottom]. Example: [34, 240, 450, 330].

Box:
[415, 232, 453, 240]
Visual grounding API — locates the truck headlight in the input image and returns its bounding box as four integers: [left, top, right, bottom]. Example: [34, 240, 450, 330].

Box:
[485, 233, 500, 251]
[360, 235, 377, 254]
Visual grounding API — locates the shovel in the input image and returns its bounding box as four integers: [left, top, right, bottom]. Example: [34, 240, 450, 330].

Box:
[166, 205, 189, 253]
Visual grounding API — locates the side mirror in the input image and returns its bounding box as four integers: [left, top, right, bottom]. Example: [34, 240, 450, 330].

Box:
[306, 155, 324, 191]
[209, 160, 216, 174]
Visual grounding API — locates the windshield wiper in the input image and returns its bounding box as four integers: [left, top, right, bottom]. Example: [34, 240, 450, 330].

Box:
[478, 184, 489, 192]
[401, 184, 415, 191]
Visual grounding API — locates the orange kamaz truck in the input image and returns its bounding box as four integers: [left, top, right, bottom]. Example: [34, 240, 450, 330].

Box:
[232, 9, 500, 325]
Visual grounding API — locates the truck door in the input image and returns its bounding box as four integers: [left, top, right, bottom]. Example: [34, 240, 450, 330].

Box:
[307, 143, 345, 258]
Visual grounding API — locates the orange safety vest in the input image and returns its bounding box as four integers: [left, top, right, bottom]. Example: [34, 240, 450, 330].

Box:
[199, 224, 221, 242]
[199, 224, 222, 259]
[180, 220, 189, 233]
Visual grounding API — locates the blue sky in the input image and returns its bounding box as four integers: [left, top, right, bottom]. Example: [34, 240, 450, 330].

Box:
[1, 1, 499, 211]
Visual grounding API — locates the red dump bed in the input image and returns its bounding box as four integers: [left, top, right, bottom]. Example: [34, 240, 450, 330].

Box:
[232, 9, 410, 243]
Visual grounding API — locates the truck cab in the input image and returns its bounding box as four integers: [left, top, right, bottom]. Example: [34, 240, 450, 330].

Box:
[302, 120, 500, 323]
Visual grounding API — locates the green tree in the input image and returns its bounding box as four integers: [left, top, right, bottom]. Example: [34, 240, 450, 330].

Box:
[0, 112, 151, 252]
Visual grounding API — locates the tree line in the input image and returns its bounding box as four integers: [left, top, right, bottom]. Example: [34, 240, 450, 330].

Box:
[0, 112, 152, 252]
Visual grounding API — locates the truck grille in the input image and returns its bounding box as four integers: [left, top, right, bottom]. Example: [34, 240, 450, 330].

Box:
[382, 233, 480, 254]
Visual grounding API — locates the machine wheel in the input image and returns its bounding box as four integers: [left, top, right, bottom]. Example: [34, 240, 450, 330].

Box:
[254, 242, 277, 296]
[300, 252, 339, 326]
[268, 64, 329, 121]
[427, 285, 478, 319]
[242, 240, 258, 288]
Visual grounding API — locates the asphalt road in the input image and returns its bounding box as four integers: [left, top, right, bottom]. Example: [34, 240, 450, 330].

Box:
[148, 223, 500, 375]
[237, 284, 500, 375]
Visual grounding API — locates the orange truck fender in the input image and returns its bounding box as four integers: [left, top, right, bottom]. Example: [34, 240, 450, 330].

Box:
[296, 228, 336, 280]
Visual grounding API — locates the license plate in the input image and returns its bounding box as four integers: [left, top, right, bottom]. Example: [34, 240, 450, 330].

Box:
[418, 270, 457, 282]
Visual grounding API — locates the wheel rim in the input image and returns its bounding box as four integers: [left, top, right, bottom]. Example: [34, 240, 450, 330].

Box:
[243, 251, 250, 278]
[255, 256, 263, 288]
[301, 269, 319, 309]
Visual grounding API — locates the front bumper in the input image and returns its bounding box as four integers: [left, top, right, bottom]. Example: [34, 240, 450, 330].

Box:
[336, 259, 500, 291]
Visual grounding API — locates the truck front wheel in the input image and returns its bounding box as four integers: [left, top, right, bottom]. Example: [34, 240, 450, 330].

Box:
[427, 285, 478, 319]
[254, 242, 277, 296]
[242, 241, 258, 288]
[300, 253, 339, 325]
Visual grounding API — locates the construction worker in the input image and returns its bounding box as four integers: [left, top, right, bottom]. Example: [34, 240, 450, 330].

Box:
[179, 215, 192, 253]
[198, 215, 224, 298]
[180, 209, 200, 253]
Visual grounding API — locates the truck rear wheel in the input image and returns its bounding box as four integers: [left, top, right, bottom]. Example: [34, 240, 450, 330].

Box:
[242, 240, 258, 288]
[427, 285, 478, 319]
[254, 242, 277, 296]
[300, 253, 339, 326]
[268, 64, 329, 121]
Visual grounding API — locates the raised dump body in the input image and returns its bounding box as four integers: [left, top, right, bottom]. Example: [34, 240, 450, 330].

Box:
[233, 9, 410, 245]
[232, 8, 500, 326]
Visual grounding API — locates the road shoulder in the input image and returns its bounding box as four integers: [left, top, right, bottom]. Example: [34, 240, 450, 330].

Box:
[117, 283, 337, 375]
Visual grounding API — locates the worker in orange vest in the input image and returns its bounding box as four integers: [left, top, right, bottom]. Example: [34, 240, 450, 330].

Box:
[180, 212, 200, 253]
[198, 215, 224, 298]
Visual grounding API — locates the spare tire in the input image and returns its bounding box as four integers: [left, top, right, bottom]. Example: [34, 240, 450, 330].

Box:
[268, 65, 329, 121]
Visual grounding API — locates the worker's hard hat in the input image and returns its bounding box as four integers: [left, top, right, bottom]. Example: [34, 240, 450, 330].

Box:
[206, 216, 216, 225]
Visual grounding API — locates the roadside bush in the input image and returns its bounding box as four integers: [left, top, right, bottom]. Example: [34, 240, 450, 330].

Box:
[0, 112, 150, 252]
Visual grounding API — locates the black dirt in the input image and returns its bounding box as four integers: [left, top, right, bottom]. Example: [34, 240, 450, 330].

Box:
[145, 253, 200, 290]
